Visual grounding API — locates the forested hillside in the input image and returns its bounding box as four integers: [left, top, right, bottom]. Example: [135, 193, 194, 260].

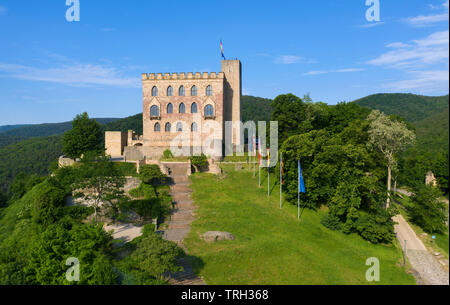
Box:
[0, 118, 119, 149]
[0, 125, 30, 133]
[354, 94, 449, 123]
[241, 95, 272, 123]
[355, 93, 449, 192]
[0, 117, 136, 194]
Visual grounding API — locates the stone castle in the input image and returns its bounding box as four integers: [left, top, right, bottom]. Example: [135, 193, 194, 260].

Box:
[105, 59, 242, 160]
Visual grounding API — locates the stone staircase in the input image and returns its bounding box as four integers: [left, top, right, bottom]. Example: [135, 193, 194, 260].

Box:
[159, 162, 205, 285]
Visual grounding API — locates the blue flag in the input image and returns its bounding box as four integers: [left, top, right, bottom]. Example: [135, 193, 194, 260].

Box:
[298, 160, 306, 193]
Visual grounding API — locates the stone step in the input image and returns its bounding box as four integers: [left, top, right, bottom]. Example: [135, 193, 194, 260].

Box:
[173, 194, 192, 202]
[168, 222, 192, 230]
[171, 183, 193, 190]
[171, 212, 195, 221]
[175, 204, 197, 211]
[162, 228, 190, 241]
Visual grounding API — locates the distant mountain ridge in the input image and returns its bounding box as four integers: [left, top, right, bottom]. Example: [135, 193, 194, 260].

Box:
[0, 118, 120, 149]
[354, 93, 449, 153]
[354, 93, 449, 123]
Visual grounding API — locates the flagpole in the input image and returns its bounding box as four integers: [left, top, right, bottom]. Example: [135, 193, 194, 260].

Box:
[253, 134, 256, 177]
[267, 148, 270, 196]
[298, 160, 300, 220]
[280, 152, 282, 209]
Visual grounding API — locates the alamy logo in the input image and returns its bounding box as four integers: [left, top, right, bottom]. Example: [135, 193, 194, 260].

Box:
[365, 257, 380, 282]
[66, 257, 80, 282]
[66, 0, 80, 22]
[365, 0, 381, 22]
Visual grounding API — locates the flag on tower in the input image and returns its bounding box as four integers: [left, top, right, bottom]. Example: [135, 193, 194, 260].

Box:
[220, 40, 225, 60]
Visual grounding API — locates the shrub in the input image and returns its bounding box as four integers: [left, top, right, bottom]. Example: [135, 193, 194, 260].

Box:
[354, 211, 396, 244]
[320, 213, 342, 231]
[31, 180, 66, 225]
[409, 184, 448, 233]
[190, 154, 208, 169]
[139, 165, 165, 185]
[163, 149, 174, 159]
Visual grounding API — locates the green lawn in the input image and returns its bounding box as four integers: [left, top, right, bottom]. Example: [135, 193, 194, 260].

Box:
[184, 165, 416, 285]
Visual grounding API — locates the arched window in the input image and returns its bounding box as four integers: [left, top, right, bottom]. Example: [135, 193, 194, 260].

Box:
[191, 122, 198, 132]
[150, 105, 160, 118]
[204, 104, 214, 117]
[151, 86, 158, 96]
[191, 85, 197, 96]
[167, 103, 173, 114]
[167, 86, 173, 96]
[179, 86, 185, 96]
[165, 123, 171, 132]
[191, 102, 198, 113]
[179, 103, 186, 114]
[154, 122, 161, 132]
[206, 85, 212, 96]
[176, 122, 183, 132]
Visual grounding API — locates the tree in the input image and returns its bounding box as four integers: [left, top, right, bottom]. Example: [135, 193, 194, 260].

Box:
[0, 191, 7, 208]
[26, 221, 116, 285]
[367, 110, 416, 208]
[409, 184, 448, 233]
[73, 154, 125, 221]
[31, 180, 66, 226]
[434, 149, 449, 194]
[62, 112, 103, 159]
[126, 233, 183, 282]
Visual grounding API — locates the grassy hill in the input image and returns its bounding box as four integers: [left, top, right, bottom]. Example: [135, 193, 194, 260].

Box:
[185, 165, 416, 285]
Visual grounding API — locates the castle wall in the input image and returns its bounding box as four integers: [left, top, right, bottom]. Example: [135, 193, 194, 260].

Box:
[141, 72, 225, 157]
[105, 131, 127, 157]
[222, 60, 242, 148]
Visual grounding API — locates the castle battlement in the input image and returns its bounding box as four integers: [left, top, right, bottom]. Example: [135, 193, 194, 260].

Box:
[141, 72, 224, 81]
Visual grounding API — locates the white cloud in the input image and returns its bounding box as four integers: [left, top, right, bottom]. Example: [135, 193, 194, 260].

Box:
[303, 68, 364, 76]
[382, 70, 449, 92]
[0, 62, 140, 88]
[274, 55, 305, 65]
[0, 5, 7, 15]
[404, 13, 449, 27]
[404, 1, 449, 27]
[367, 30, 449, 68]
[368, 30, 449, 93]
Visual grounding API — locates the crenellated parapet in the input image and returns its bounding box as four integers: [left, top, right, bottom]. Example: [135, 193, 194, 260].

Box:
[142, 71, 224, 81]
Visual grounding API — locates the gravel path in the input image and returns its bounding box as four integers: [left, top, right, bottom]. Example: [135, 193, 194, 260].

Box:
[394, 214, 449, 285]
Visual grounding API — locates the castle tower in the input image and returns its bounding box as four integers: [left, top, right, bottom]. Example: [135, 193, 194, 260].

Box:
[222, 60, 242, 149]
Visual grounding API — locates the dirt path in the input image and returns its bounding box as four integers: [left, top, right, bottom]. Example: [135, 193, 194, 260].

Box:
[393, 215, 449, 285]
[159, 163, 206, 285]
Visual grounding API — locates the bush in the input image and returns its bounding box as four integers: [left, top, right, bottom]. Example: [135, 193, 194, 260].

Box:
[139, 165, 165, 185]
[409, 184, 448, 233]
[190, 154, 208, 169]
[354, 212, 396, 244]
[320, 213, 342, 231]
[31, 180, 66, 225]
[129, 183, 157, 199]
[163, 149, 174, 159]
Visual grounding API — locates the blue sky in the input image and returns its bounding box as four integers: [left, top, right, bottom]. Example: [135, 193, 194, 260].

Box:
[0, 0, 448, 124]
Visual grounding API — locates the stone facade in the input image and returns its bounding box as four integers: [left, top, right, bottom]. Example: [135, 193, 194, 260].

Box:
[105, 60, 242, 160]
